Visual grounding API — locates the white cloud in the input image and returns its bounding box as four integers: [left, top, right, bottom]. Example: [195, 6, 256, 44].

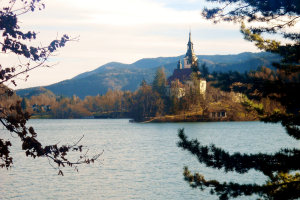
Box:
[2, 0, 261, 89]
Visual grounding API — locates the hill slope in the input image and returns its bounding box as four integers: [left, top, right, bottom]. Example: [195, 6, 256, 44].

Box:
[17, 52, 280, 99]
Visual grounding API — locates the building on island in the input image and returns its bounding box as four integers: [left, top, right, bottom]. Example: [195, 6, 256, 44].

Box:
[167, 31, 206, 98]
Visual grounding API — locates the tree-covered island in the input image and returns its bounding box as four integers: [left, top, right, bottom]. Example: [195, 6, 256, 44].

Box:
[14, 32, 284, 123]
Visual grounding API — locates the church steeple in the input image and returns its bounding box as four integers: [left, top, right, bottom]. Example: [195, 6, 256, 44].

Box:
[184, 30, 198, 68]
[186, 30, 194, 57]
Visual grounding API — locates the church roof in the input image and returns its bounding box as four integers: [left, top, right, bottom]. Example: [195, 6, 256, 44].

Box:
[167, 68, 193, 84]
[167, 31, 201, 86]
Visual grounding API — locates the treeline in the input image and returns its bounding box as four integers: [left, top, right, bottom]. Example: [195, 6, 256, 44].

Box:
[20, 90, 127, 119]
[18, 67, 285, 121]
[18, 68, 169, 121]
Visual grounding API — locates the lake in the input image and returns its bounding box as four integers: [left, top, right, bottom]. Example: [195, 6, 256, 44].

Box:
[0, 119, 298, 200]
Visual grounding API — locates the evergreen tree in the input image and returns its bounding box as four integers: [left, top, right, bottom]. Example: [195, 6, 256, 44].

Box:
[140, 79, 147, 87]
[200, 63, 209, 79]
[178, 1, 300, 199]
[152, 67, 167, 97]
[191, 60, 200, 73]
[21, 97, 27, 111]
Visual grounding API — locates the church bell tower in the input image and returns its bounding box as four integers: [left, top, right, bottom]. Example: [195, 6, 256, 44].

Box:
[183, 31, 198, 68]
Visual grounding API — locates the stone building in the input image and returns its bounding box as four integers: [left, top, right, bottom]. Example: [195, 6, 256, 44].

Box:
[167, 31, 206, 98]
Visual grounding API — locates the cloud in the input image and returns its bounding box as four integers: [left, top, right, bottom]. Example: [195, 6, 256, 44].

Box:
[3, 0, 260, 89]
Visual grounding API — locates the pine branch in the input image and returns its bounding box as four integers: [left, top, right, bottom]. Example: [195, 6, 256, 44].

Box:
[183, 167, 300, 200]
[177, 129, 300, 175]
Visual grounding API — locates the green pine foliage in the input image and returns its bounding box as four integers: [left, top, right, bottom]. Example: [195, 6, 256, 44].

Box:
[21, 97, 27, 111]
[152, 67, 167, 97]
[178, 0, 300, 199]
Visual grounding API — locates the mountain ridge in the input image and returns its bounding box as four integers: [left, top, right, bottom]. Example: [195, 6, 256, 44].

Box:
[17, 52, 281, 99]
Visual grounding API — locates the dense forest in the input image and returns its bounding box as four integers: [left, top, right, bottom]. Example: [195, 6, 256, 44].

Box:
[12, 66, 285, 122]
[16, 52, 280, 98]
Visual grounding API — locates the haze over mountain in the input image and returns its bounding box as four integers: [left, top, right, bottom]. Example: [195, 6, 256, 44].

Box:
[17, 52, 280, 99]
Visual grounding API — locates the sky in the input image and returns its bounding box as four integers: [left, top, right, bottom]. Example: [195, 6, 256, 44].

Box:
[2, 0, 263, 89]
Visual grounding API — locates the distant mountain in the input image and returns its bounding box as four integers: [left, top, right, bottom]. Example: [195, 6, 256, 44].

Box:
[17, 52, 280, 99]
[18, 87, 56, 98]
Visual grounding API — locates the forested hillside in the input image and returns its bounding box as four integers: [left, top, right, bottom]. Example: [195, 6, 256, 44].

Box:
[17, 52, 280, 99]
[17, 67, 284, 122]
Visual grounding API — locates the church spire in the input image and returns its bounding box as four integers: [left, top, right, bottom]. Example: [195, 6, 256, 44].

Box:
[184, 30, 198, 68]
[186, 30, 194, 57]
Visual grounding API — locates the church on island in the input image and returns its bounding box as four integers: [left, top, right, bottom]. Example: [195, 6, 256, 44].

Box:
[166, 31, 206, 98]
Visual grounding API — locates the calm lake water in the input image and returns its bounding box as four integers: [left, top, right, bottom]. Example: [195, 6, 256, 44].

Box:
[0, 119, 298, 200]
